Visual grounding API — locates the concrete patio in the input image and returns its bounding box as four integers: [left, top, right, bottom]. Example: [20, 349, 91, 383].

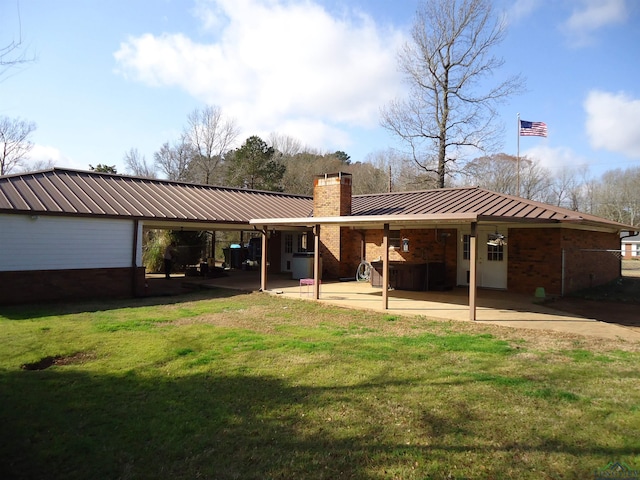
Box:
[147, 270, 640, 342]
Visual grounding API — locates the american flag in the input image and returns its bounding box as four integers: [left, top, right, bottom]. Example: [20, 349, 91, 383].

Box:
[519, 120, 547, 137]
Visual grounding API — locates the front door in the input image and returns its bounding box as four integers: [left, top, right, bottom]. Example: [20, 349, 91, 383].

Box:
[457, 227, 508, 289]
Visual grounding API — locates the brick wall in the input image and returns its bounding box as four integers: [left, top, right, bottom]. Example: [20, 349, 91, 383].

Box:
[362, 228, 458, 286]
[508, 228, 619, 295]
[508, 229, 563, 295]
[0, 267, 146, 305]
[561, 229, 620, 294]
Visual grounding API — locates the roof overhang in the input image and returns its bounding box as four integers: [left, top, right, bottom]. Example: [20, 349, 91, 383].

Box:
[250, 213, 479, 229]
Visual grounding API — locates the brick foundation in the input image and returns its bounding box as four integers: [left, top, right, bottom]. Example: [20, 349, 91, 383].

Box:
[0, 267, 146, 305]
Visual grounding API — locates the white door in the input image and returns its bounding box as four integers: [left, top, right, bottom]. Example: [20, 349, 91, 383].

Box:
[457, 228, 508, 289]
[281, 233, 294, 272]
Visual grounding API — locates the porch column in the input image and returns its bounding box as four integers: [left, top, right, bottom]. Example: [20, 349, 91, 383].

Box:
[382, 223, 389, 310]
[313, 224, 321, 299]
[260, 226, 268, 292]
[469, 222, 478, 321]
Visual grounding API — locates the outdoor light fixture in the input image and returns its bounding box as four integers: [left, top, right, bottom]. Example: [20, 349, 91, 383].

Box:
[487, 232, 507, 247]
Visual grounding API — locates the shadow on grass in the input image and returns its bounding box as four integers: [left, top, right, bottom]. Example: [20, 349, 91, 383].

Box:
[0, 368, 635, 480]
[0, 288, 243, 320]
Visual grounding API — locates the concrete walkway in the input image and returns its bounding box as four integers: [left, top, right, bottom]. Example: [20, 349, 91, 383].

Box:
[149, 271, 640, 342]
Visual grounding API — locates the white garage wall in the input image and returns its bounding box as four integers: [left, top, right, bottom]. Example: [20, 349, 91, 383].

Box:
[0, 214, 138, 271]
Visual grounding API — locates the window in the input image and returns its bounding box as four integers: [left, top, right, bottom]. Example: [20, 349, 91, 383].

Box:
[487, 237, 504, 261]
[284, 234, 293, 254]
[462, 234, 470, 260]
[297, 233, 308, 252]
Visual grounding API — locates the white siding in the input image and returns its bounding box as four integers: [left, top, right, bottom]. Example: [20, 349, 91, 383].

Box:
[0, 214, 136, 271]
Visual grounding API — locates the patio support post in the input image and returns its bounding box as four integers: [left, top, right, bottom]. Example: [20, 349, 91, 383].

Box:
[382, 223, 389, 310]
[469, 222, 478, 321]
[313, 224, 320, 299]
[131, 219, 140, 297]
[260, 226, 268, 292]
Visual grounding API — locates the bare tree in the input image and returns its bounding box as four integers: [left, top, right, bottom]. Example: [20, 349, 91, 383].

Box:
[269, 132, 303, 157]
[1, 2, 36, 81]
[154, 136, 193, 182]
[459, 153, 552, 201]
[0, 116, 36, 175]
[546, 166, 591, 210]
[184, 105, 239, 184]
[594, 167, 640, 227]
[124, 148, 157, 178]
[381, 0, 524, 188]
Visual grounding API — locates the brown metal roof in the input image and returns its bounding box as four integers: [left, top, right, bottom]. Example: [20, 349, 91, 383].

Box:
[0, 168, 313, 227]
[1, 169, 630, 231]
[350, 187, 630, 229]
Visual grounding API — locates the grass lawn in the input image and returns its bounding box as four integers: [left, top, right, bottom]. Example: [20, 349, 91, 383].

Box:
[1, 289, 639, 479]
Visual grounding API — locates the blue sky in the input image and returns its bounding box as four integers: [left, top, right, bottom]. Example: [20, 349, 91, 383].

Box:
[1, 0, 639, 180]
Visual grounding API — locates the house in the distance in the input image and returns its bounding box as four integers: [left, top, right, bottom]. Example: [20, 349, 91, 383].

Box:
[622, 231, 640, 259]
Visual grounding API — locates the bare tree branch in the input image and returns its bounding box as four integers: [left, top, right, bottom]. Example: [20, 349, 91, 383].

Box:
[381, 0, 524, 188]
[0, 116, 36, 175]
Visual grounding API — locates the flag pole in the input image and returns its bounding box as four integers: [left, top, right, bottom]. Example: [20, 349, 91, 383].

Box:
[516, 113, 520, 197]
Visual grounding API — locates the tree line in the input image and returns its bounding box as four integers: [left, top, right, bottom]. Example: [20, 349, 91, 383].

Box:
[1, 0, 638, 228]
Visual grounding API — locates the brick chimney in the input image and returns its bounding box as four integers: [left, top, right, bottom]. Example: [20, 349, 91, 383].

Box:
[313, 172, 352, 217]
[313, 173, 353, 279]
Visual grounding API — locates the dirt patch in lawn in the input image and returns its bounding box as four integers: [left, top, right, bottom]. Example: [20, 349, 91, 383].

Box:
[21, 351, 96, 371]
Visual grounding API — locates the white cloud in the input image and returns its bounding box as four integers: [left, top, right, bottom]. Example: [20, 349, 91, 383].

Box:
[505, 0, 542, 24]
[24, 144, 90, 172]
[562, 0, 628, 46]
[584, 90, 640, 159]
[114, 0, 406, 150]
[522, 144, 591, 171]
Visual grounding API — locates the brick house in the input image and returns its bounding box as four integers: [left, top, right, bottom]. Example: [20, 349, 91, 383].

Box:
[0, 168, 635, 309]
[622, 232, 640, 259]
[251, 172, 636, 317]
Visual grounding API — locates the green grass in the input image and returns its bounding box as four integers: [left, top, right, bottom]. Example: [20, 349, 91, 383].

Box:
[1, 290, 639, 479]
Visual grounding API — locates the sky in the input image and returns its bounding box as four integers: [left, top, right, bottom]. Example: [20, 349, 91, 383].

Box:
[1, 0, 639, 181]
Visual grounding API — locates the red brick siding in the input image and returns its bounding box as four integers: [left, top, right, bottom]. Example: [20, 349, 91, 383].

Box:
[508, 229, 563, 295]
[0, 267, 146, 305]
[508, 228, 619, 295]
[340, 228, 362, 278]
[362, 228, 458, 286]
[561, 229, 619, 294]
[318, 224, 341, 278]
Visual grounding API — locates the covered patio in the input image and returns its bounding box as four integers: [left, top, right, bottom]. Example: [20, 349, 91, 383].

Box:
[146, 270, 640, 341]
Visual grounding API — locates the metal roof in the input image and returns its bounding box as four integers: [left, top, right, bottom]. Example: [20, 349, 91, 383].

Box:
[0, 168, 313, 228]
[1, 168, 632, 231]
[254, 187, 632, 230]
[351, 187, 610, 223]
